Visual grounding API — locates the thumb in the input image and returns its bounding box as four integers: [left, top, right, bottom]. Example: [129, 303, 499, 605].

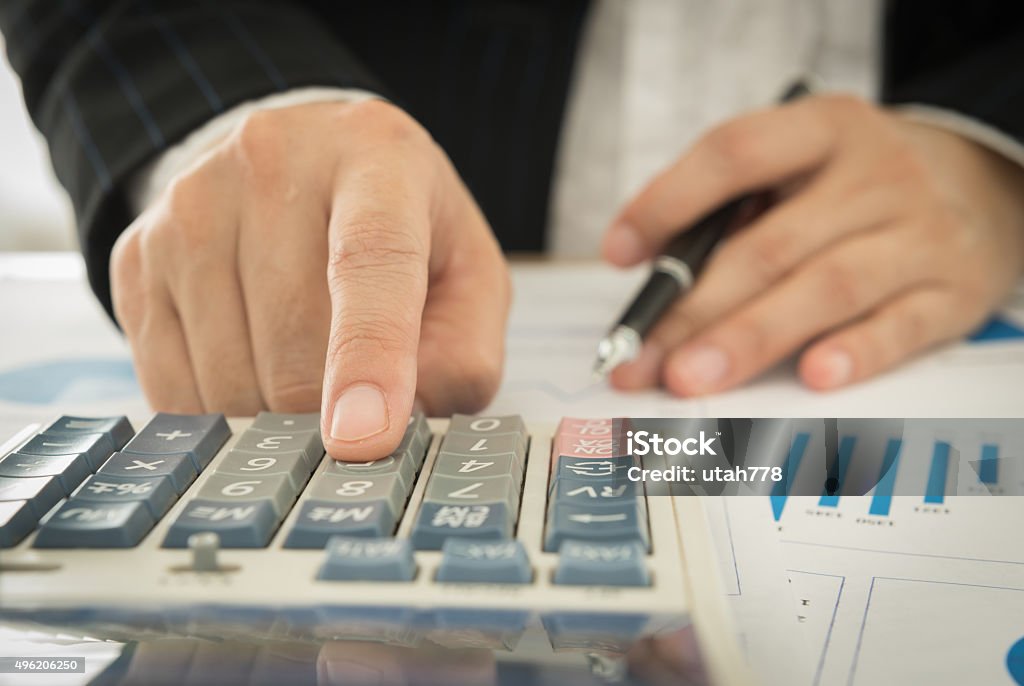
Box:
[321, 163, 430, 462]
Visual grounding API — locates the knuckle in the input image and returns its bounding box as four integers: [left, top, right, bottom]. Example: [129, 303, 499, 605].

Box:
[343, 99, 429, 146]
[701, 121, 759, 172]
[453, 346, 503, 411]
[328, 221, 425, 280]
[328, 316, 417, 362]
[109, 226, 144, 328]
[742, 228, 796, 286]
[819, 258, 865, 311]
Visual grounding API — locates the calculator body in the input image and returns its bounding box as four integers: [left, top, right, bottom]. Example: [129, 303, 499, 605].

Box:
[0, 414, 749, 685]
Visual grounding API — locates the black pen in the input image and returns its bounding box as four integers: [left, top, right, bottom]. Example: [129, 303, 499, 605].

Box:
[592, 79, 812, 379]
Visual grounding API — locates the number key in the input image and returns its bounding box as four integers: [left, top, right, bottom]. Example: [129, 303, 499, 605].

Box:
[196, 473, 297, 519]
[216, 451, 311, 490]
[231, 431, 322, 469]
[305, 473, 407, 518]
[433, 453, 521, 490]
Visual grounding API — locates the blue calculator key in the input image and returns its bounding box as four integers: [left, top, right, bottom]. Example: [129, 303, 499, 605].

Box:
[17, 432, 114, 470]
[283, 500, 395, 548]
[163, 499, 278, 548]
[554, 456, 635, 484]
[544, 502, 650, 553]
[0, 500, 38, 548]
[0, 476, 63, 517]
[73, 474, 177, 518]
[553, 540, 650, 587]
[0, 453, 91, 494]
[411, 502, 512, 550]
[436, 539, 531, 584]
[317, 536, 416, 581]
[34, 501, 155, 548]
[550, 478, 639, 507]
[122, 413, 230, 470]
[44, 416, 135, 451]
[98, 452, 198, 495]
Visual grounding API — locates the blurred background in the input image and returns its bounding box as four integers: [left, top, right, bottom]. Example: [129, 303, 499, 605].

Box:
[0, 33, 76, 252]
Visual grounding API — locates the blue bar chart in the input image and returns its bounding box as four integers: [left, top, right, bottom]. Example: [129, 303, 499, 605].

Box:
[979, 444, 999, 485]
[770, 432, 809, 521]
[868, 439, 902, 517]
[925, 442, 951, 504]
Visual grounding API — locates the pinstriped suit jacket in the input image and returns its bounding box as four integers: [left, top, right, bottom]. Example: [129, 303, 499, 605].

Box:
[1, 1, 1022, 318]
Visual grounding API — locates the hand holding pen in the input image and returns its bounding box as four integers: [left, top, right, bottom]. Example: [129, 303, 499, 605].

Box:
[594, 81, 1024, 394]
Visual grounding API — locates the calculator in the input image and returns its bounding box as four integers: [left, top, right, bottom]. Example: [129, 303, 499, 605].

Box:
[0, 413, 746, 684]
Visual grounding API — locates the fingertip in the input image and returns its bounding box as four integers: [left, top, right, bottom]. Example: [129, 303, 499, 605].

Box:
[663, 344, 731, 396]
[602, 221, 647, 266]
[800, 346, 854, 391]
[322, 382, 405, 462]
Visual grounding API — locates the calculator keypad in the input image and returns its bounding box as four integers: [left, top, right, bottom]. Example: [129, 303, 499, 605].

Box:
[1, 413, 654, 588]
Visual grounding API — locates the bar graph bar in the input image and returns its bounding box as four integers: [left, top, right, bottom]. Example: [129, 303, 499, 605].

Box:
[868, 438, 902, 516]
[924, 441, 951, 504]
[818, 435, 857, 507]
[771, 432, 809, 521]
[979, 444, 999, 485]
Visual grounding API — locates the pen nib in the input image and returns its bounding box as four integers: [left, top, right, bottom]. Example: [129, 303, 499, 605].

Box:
[591, 326, 642, 382]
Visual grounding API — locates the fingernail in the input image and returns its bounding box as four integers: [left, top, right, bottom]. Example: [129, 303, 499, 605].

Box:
[815, 349, 853, 388]
[675, 345, 729, 391]
[605, 222, 646, 263]
[324, 660, 382, 685]
[330, 384, 389, 442]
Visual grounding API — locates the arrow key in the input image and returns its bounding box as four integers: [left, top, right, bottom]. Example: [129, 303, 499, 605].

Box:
[544, 502, 649, 553]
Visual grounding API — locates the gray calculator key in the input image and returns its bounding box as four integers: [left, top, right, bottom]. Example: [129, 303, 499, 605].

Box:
[250, 412, 321, 435]
[439, 434, 526, 470]
[448, 414, 527, 440]
[45, 415, 135, 451]
[0, 500, 37, 548]
[231, 431, 323, 470]
[554, 456, 635, 483]
[424, 474, 519, 515]
[217, 450, 311, 491]
[197, 473, 297, 520]
[398, 411, 432, 468]
[553, 539, 650, 586]
[317, 537, 416, 582]
[122, 413, 231, 470]
[306, 473, 407, 518]
[34, 500, 156, 548]
[0, 452, 90, 494]
[544, 502, 650, 552]
[98, 452, 198, 495]
[433, 453, 522, 491]
[436, 539, 531, 584]
[550, 478, 639, 507]
[73, 474, 177, 518]
[163, 499, 278, 548]
[17, 432, 114, 470]
[0, 476, 63, 517]
[283, 500, 396, 548]
[324, 453, 416, 491]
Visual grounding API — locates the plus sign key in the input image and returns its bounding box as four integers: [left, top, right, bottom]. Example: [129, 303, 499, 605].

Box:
[121, 414, 231, 470]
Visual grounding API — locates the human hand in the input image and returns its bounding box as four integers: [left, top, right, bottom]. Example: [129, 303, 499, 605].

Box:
[602, 95, 1024, 395]
[111, 100, 509, 460]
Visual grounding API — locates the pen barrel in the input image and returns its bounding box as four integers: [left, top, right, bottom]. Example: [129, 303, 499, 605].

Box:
[616, 270, 684, 337]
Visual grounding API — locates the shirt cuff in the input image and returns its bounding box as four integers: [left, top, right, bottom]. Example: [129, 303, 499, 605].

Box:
[894, 104, 1024, 169]
[128, 87, 381, 214]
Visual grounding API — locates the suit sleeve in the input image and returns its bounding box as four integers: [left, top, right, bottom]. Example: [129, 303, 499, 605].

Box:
[0, 0, 384, 318]
[881, 0, 1024, 148]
